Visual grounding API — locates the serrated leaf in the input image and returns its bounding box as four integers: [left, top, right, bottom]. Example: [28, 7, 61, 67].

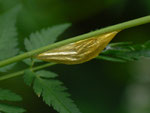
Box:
[24, 23, 71, 51]
[0, 5, 21, 72]
[0, 88, 22, 101]
[0, 104, 25, 113]
[33, 77, 43, 97]
[33, 79, 81, 113]
[36, 70, 58, 78]
[0, 5, 20, 60]
[0, 88, 25, 113]
[24, 70, 35, 86]
[100, 41, 150, 62]
[24, 69, 81, 113]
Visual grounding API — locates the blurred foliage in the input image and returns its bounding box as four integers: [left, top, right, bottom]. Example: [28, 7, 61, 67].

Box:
[99, 41, 150, 62]
[0, 0, 150, 113]
[0, 88, 25, 113]
[0, 6, 20, 72]
[124, 59, 150, 113]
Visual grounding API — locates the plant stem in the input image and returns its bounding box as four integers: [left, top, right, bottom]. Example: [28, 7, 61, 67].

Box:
[0, 63, 57, 81]
[0, 55, 116, 81]
[0, 15, 150, 67]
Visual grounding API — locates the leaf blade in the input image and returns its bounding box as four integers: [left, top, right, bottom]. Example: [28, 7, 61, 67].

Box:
[0, 5, 21, 60]
[99, 41, 150, 62]
[0, 104, 25, 113]
[36, 70, 58, 78]
[24, 69, 81, 113]
[0, 88, 22, 101]
[24, 23, 71, 51]
[0, 5, 21, 72]
[24, 70, 35, 86]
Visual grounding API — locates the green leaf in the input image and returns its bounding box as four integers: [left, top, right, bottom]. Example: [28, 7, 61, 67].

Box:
[0, 5, 20, 59]
[0, 0, 21, 10]
[108, 42, 133, 47]
[0, 88, 25, 113]
[33, 79, 81, 113]
[0, 104, 25, 113]
[36, 70, 58, 78]
[100, 41, 150, 62]
[20, 51, 33, 66]
[24, 70, 35, 86]
[22, 58, 32, 66]
[24, 23, 71, 51]
[96, 55, 126, 63]
[0, 88, 22, 101]
[0, 64, 16, 72]
[24, 69, 81, 113]
[0, 5, 21, 72]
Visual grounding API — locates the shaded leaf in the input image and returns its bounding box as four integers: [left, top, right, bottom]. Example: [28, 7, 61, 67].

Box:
[0, 88, 22, 101]
[24, 70, 35, 86]
[36, 70, 58, 78]
[24, 69, 81, 113]
[22, 58, 32, 66]
[99, 41, 150, 62]
[96, 55, 126, 63]
[24, 23, 71, 51]
[20, 51, 33, 66]
[0, 64, 16, 72]
[0, 88, 25, 113]
[0, 104, 25, 113]
[0, 5, 21, 72]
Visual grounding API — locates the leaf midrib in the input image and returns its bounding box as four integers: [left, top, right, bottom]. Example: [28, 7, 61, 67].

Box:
[36, 76, 75, 113]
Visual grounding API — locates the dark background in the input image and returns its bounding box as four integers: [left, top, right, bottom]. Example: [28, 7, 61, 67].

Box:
[0, 0, 150, 113]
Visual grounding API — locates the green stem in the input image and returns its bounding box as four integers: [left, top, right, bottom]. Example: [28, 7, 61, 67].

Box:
[0, 15, 150, 67]
[0, 63, 57, 81]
